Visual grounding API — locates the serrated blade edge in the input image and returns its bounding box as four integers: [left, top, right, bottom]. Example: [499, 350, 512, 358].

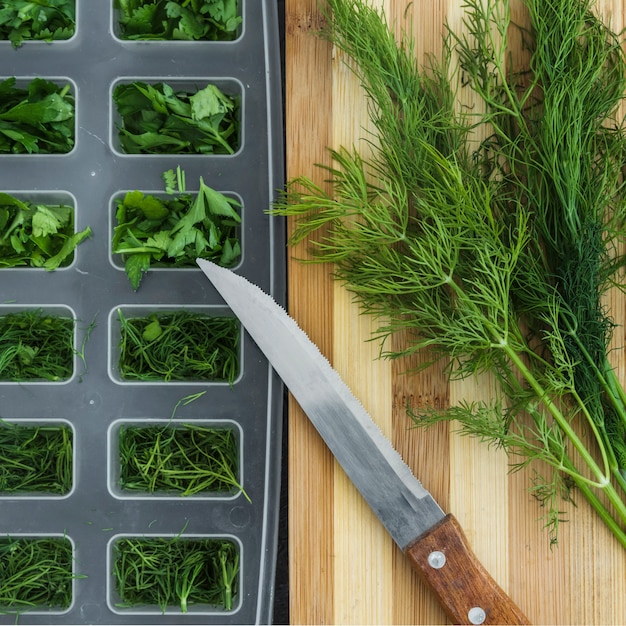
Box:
[197, 259, 445, 550]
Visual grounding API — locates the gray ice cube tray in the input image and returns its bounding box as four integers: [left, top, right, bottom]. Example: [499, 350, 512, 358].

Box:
[0, 1, 285, 624]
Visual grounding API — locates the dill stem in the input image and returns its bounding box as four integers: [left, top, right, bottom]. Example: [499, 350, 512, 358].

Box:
[504, 344, 610, 488]
[504, 343, 626, 531]
[601, 479, 626, 532]
[568, 466, 626, 550]
[569, 387, 612, 480]
[605, 367, 626, 432]
[562, 324, 626, 491]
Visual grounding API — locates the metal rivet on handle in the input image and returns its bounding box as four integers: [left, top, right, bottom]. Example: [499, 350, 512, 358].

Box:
[427, 550, 446, 569]
[468, 606, 486, 625]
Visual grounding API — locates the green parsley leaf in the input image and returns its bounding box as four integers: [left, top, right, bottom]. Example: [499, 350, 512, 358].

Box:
[122, 190, 169, 220]
[43, 227, 92, 270]
[0, 0, 76, 48]
[162, 168, 180, 194]
[125, 253, 153, 291]
[0, 193, 91, 269]
[113, 168, 241, 290]
[113, 81, 238, 155]
[31, 205, 71, 238]
[141, 317, 163, 341]
[145, 231, 172, 253]
[190, 84, 234, 121]
[0, 78, 74, 154]
[116, 0, 241, 42]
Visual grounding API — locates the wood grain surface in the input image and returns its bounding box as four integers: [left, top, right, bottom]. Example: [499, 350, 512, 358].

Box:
[284, 1, 626, 623]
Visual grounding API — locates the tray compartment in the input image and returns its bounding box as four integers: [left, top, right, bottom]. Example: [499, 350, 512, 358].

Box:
[0, 76, 77, 155]
[107, 533, 242, 615]
[0, 419, 74, 497]
[108, 418, 244, 500]
[0, 1, 77, 47]
[0, 305, 77, 383]
[0, 534, 78, 614]
[109, 185, 243, 286]
[109, 305, 242, 384]
[111, 0, 243, 43]
[110, 77, 243, 156]
[0, 190, 88, 270]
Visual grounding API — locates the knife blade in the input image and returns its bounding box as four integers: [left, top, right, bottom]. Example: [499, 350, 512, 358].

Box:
[197, 259, 529, 626]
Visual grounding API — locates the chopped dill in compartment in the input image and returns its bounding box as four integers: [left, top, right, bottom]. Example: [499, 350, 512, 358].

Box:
[0, 309, 74, 381]
[113, 536, 240, 613]
[118, 423, 243, 497]
[0, 536, 75, 610]
[0, 422, 73, 495]
[117, 309, 240, 383]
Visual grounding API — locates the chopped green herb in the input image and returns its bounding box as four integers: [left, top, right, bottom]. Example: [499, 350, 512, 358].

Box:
[0, 422, 72, 494]
[0, 0, 76, 48]
[0, 77, 75, 154]
[117, 309, 239, 383]
[0, 536, 75, 610]
[0, 309, 74, 381]
[115, 0, 241, 41]
[0, 193, 91, 269]
[170, 390, 206, 419]
[113, 537, 239, 612]
[113, 80, 239, 154]
[113, 167, 241, 290]
[118, 424, 245, 497]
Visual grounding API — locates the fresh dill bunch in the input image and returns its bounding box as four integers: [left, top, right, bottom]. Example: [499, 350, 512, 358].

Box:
[274, 0, 626, 547]
[454, 0, 626, 487]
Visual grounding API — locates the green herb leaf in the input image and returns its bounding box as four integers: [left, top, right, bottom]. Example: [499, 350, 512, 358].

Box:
[0, 193, 90, 268]
[189, 84, 234, 121]
[113, 537, 240, 612]
[31, 205, 71, 238]
[117, 309, 240, 383]
[124, 253, 152, 291]
[113, 80, 238, 155]
[43, 226, 92, 270]
[122, 190, 169, 220]
[0, 0, 76, 48]
[0, 78, 74, 154]
[141, 318, 162, 341]
[116, 0, 241, 41]
[162, 167, 180, 194]
[113, 168, 241, 290]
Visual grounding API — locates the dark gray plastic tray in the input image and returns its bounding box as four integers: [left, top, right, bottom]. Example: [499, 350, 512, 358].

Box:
[0, 1, 285, 623]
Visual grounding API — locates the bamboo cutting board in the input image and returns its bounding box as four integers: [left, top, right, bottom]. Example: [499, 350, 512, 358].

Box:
[284, 1, 626, 623]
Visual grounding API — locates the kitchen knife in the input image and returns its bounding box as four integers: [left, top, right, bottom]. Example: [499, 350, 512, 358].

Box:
[197, 259, 530, 626]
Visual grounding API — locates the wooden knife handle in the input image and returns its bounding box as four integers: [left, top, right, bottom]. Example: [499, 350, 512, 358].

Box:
[405, 514, 530, 625]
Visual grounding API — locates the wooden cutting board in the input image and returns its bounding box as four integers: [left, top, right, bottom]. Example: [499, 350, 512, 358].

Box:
[284, 1, 626, 623]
